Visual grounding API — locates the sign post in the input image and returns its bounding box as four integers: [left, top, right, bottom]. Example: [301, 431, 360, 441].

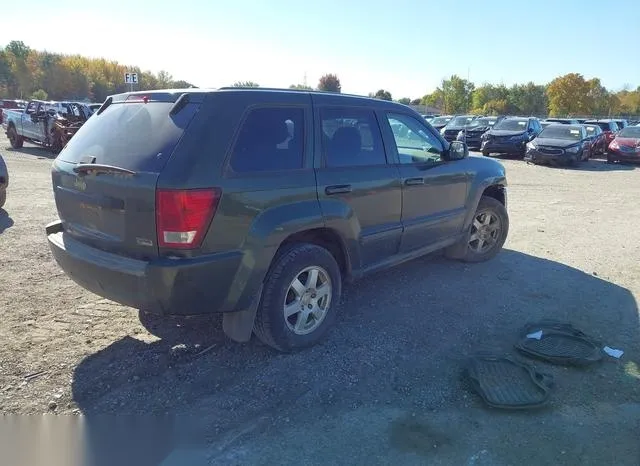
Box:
[124, 72, 139, 92]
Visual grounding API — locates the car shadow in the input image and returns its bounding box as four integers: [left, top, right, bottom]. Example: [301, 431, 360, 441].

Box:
[525, 159, 637, 171]
[0, 208, 13, 233]
[72, 249, 639, 423]
[4, 144, 57, 160]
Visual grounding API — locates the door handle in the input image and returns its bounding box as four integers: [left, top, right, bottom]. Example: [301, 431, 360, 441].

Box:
[325, 185, 352, 195]
[405, 177, 425, 186]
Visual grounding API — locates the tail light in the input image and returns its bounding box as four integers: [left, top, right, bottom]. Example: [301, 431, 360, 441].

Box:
[156, 188, 221, 249]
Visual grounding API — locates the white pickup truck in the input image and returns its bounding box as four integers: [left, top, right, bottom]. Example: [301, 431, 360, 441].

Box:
[2, 100, 93, 153]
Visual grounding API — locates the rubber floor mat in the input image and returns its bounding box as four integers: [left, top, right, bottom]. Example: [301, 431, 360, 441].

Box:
[465, 356, 553, 409]
[515, 321, 602, 366]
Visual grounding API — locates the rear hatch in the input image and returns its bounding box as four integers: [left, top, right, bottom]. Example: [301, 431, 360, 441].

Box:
[51, 91, 202, 260]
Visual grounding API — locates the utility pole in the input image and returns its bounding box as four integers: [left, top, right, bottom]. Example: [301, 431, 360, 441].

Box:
[303, 71, 307, 88]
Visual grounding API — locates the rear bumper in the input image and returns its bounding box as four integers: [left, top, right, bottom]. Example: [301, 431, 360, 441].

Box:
[46, 220, 247, 315]
[608, 150, 640, 162]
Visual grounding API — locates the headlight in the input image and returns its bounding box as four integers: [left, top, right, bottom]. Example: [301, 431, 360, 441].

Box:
[481, 132, 490, 140]
[440, 127, 446, 135]
[456, 130, 464, 140]
[566, 145, 580, 153]
[526, 142, 536, 150]
[610, 140, 619, 150]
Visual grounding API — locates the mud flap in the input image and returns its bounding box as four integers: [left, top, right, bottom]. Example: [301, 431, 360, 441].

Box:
[222, 284, 263, 343]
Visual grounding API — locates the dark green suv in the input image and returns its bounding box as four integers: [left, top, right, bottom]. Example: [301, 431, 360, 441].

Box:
[46, 88, 508, 351]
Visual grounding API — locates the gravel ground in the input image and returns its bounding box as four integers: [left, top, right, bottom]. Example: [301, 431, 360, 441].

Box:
[1, 136, 639, 465]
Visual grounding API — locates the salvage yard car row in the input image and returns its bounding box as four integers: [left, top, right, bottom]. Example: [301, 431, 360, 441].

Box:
[428, 113, 639, 166]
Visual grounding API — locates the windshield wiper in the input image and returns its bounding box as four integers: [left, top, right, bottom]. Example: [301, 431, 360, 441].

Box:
[73, 164, 137, 176]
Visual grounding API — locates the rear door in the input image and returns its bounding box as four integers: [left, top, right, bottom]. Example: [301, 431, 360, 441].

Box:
[313, 102, 402, 269]
[51, 92, 203, 260]
[380, 112, 469, 253]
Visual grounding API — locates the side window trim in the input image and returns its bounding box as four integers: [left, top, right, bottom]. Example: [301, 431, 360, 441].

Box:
[223, 103, 309, 177]
[317, 105, 390, 169]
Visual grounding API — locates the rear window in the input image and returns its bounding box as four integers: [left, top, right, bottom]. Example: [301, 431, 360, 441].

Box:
[57, 100, 200, 173]
[229, 107, 304, 173]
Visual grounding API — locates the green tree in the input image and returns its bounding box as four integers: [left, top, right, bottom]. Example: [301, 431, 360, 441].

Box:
[172, 80, 197, 88]
[397, 97, 411, 105]
[410, 98, 421, 105]
[471, 84, 509, 113]
[508, 82, 547, 115]
[289, 84, 312, 90]
[421, 89, 444, 109]
[31, 89, 48, 100]
[546, 73, 591, 116]
[232, 81, 259, 87]
[317, 74, 341, 93]
[156, 70, 173, 89]
[441, 75, 474, 113]
[373, 89, 392, 100]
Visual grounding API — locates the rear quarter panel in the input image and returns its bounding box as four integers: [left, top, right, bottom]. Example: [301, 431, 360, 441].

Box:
[158, 90, 322, 311]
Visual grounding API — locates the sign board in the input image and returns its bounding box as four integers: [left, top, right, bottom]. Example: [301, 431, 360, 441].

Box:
[124, 72, 139, 84]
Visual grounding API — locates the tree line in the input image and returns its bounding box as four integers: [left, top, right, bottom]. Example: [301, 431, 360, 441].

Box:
[2, 41, 638, 117]
[0, 41, 195, 102]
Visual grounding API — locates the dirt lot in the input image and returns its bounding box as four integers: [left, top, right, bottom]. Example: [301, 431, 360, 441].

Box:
[1, 135, 639, 465]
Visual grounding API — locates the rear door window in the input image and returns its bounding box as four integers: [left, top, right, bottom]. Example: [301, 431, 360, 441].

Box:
[57, 98, 201, 173]
[320, 108, 387, 167]
[229, 107, 304, 173]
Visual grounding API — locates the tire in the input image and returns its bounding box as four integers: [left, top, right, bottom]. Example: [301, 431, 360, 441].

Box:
[482, 150, 490, 157]
[0, 190, 5, 209]
[446, 196, 509, 263]
[7, 126, 24, 149]
[254, 243, 342, 352]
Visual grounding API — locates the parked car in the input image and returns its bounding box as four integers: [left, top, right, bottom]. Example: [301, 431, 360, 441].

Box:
[441, 115, 479, 142]
[0, 153, 7, 209]
[456, 116, 505, 150]
[2, 100, 92, 153]
[0, 99, 26, 125]
[607, 125, 640, 164]
[613, 119, 628, 130]
[525, 124, 590, 165]
[88, 103, 102, 114]
[584, 119, 620, 151]
[583, 124, 607, 156]
[429, 115, 453, 131]
[45, 88, 509, 351]
[481, 117, 542, 158]
[544, 118, 580, 125]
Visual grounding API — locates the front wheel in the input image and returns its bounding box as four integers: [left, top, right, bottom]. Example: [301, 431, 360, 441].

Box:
[7, 126, 24, 149]
[0, 190, 5, 209]
[254, 243, 342, 352]
[446, 196, 509, 263]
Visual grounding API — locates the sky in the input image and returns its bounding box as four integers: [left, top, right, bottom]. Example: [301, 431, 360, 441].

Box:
[2, 0, 639, 99]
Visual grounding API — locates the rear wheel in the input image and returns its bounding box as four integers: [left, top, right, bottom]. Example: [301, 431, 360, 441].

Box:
[0, 190, 5, 209]
[446, 196, 509, 263]
[254, 243, 342, 352]
[7, 126, 23, 149]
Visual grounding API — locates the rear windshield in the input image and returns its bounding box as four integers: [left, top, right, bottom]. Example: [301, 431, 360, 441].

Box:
[431, 117, 451, 125]
[494, 119, 527, 131]
[539, 126, 583, 140]
[618, 127, 640, 138]
[57, 100, 200, 172]
[588, 121, 616, 132]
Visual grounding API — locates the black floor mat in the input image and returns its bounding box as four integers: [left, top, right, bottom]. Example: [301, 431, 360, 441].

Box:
[515, 320, 603, 366]
[465, 355, 554, 409]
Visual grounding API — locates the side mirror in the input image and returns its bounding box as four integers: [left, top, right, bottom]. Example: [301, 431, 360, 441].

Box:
[449, 140, 468, 160]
